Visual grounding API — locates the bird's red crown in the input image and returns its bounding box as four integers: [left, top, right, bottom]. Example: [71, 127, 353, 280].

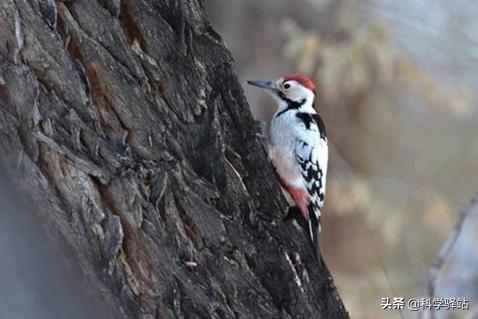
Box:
[282, 73, 316, 91]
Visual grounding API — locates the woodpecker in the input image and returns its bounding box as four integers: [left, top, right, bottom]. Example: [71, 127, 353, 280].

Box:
[248, 73, 328, 265]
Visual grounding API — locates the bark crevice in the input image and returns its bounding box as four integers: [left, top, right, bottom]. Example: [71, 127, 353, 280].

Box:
[0, 1, 348, 318]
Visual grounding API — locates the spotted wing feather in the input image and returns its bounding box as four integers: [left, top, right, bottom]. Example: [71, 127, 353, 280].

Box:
[295, 112, 328, 261]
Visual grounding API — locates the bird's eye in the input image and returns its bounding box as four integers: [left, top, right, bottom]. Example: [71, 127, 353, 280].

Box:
[283, 82, 291, 90]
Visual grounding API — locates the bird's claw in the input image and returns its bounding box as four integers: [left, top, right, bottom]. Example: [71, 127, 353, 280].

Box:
[283, 206, 301, 221]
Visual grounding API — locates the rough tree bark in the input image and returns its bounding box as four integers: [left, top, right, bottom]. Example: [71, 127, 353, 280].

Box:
[0, 1, 349, 318]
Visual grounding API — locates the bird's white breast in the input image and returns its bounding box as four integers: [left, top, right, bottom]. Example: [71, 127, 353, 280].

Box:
[269, 111, 304, 188]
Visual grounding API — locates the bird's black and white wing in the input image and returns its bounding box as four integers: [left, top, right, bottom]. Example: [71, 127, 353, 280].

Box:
[294, 112, 328, 261]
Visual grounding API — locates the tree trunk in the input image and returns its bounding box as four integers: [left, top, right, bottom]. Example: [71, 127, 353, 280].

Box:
[0, 0, 349, 318]
[423, 194, 478, 319]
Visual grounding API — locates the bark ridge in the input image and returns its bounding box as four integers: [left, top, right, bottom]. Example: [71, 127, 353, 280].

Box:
[0, 0, 348, 318]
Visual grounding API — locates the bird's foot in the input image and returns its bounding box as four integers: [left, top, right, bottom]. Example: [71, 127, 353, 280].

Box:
[283, 206, 301, 222]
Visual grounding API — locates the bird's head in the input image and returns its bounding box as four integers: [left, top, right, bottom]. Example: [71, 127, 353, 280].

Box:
[248, 73, 316, 111]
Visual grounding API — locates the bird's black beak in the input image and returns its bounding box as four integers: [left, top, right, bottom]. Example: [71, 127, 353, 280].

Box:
[247, 80, 277, 92]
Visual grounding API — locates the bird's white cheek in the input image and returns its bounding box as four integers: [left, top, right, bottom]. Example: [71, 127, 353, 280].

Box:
[288, 91, 301, 101]
[291, 87, 314, 102]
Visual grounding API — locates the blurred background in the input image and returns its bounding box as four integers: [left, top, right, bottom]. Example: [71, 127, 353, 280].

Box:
[207, 1, 478, 318]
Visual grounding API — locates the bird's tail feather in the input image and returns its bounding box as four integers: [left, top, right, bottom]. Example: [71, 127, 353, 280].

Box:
[308, 204, 324, 267]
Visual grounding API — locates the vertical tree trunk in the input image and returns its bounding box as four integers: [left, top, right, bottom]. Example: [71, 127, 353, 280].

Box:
[424, 194, 478, 319]
[0, 0, 349, 318]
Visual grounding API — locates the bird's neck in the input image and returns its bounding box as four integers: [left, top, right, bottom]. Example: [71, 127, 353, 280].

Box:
[275, 96, 316, 117]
